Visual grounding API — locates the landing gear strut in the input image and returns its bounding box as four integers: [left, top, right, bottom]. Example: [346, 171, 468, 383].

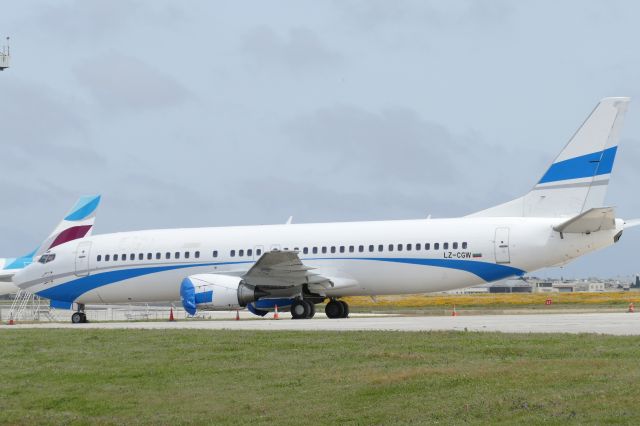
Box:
[325, 299, 349, 319]
[291, 299, 316, 319]
[71, 304, 88, 324]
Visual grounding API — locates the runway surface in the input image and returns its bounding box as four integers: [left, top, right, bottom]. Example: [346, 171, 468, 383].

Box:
[4, 312, 639, 335]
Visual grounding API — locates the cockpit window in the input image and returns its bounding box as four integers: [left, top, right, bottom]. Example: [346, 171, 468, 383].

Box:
[38, 253, 56, 264]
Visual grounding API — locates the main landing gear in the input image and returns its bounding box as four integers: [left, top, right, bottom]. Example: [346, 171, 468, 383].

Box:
[291, 299, 316, 319]
[325, 298, 349, 319]
[71, 304, 88, 324]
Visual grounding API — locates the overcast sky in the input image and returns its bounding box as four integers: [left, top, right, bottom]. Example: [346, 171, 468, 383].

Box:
[1, 1, 639, 279]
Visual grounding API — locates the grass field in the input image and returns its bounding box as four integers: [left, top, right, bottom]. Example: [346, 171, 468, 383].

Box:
[1, 330, 640, 425]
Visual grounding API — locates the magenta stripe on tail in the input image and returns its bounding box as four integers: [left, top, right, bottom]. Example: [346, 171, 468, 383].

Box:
[49, 225, 93, 249]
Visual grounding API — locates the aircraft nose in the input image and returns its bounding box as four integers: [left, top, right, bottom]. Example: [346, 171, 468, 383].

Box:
[12, 268, 29, 289]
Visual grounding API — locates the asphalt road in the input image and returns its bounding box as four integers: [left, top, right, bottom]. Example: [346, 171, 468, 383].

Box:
[4, 312, 639, 335]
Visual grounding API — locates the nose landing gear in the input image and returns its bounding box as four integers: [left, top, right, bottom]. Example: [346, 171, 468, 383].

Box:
[71, 304, 88, 324]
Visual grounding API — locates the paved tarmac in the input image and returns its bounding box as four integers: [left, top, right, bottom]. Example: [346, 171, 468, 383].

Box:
[4, 312, 639, 335]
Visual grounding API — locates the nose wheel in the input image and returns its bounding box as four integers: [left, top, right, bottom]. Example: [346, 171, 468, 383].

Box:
[71, 304, 88, 323]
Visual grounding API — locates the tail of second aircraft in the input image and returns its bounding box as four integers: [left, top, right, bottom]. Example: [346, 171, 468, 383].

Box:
[36, 195, 101, 255]
[470, 97, 630, 218]
[0, 195, 101, 281]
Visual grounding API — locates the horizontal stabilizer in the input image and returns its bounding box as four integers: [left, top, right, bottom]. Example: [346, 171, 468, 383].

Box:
[553, 207, 615, 234]
[625, 219, 640, 229]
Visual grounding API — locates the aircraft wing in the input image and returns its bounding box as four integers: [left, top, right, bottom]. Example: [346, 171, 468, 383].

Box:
[242, 250, 331, 289]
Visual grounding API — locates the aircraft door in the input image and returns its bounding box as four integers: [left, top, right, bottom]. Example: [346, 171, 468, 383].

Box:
[75, 241, 92, 277]
[494, 228, 511, 264]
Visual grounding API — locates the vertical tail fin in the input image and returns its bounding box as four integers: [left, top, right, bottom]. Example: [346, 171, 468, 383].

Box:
[0, 195, 101, 278]
[470, 97, 630, 218]
[36, 195, 101, 254]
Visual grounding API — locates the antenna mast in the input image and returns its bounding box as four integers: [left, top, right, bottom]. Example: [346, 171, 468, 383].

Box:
[1, 37, 10, 71]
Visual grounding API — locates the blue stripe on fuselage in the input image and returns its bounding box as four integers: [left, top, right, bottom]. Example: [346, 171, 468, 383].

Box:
[538, 146, 617, 184]
[35, 257, 525, 302]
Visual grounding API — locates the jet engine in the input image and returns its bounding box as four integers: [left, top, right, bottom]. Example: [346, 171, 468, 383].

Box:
[180, 274, 263, 315]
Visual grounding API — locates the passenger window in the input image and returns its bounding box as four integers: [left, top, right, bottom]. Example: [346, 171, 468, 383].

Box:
[358, 245, 364, 253]
[114, 254, 119, 261]
[369, 245, 374, 252]
[256, 249, 261, 256]
[407, 244, 412, 251]
[247, 249, 253, 257]
[322, 247, 327, 254]
[238, 249, 244, 257]
[165, 252, 171, 260]
[443, 243, 449, 250]
[340, 246, 345, 253]
[147, 253, 152, 260]
[122, 254, 126, 261]
[230, 250, 236, 257]
[388, 244, 394, 252]
[397, 244, 403, 251]
[138, 253, 143, 260]
[453, 242, 458, 249]
[175, 252, 180, 259]
[434, 243, 439, 250]
[425, 243, 430, 250]
[416, 243, 421, 250]
[378, 244, 383, 252]
[303, 247, 309, 254]
[462, 242, 468, 249]
[195, 251, 200, 259]
[156, 253, 161, 260]
[312, 247, 318, 254]
[130, 254, 135, 261]
[185, 252, 190, 259]
[331, 246, 336, 254]
[349, 245, 354, 253]
[105, 254, 110, 261]
[212, 250, 218, 258]
[97, 255, 102, 262]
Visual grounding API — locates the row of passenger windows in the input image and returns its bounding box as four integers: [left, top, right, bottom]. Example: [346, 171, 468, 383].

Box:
[97, 251, 202, 262]
[229, 242, 468, 257]
[95, 242, 468, 262]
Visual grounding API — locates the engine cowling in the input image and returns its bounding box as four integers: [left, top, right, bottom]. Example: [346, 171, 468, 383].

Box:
[180, 274, 261, 315]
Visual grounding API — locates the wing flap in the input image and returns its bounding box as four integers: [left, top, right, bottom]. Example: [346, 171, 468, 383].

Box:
[553, 207, 616, 234]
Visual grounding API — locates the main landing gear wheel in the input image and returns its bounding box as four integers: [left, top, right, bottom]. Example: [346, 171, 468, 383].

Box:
[291, 299, 312, 319]
[339, 300, 349, 318]
[325, 299, 349, 319]
[71, 312, 87, 324]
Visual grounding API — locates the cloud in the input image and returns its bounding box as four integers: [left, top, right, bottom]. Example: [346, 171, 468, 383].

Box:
[334, 0, 513, 32]
[282, 105, 462, 184]
[241, 27, 343, 71]
[74, 53, 192, 111]
[36, 1, 142, 42]
[0, 80, 105, 169]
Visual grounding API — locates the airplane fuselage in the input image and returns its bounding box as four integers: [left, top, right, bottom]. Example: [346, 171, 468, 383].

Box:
[15, 216, 622, 305]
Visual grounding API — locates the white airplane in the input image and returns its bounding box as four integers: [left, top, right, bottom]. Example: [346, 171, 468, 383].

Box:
[13, 98, 640, 323]
[0, 196, 101, 295]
